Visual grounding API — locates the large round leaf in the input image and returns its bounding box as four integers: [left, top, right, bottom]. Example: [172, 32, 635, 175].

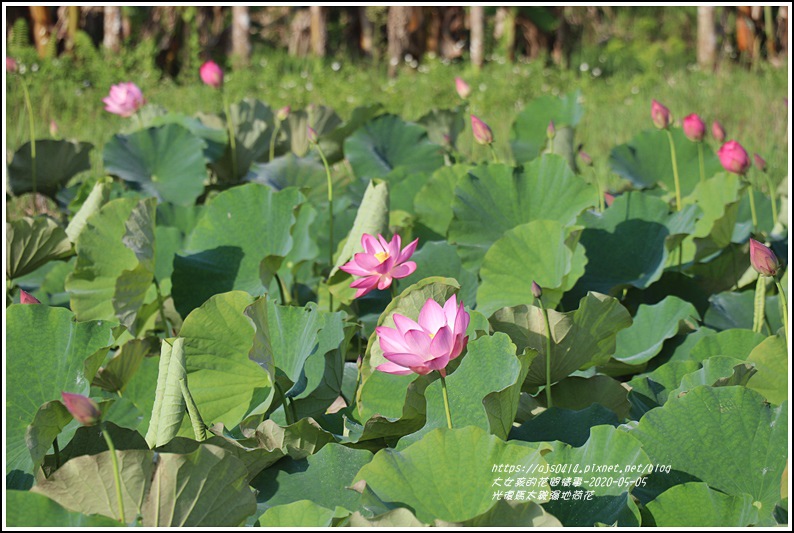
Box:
[510, 404, 620, 447]
[398, 240, 477, 306]
[477, 219, 587, 315]
[745, 335, 788, 405]
[646, 482, 759, 527]
[344, 114, 444, 181]
[246, 153, 328, 204]
[510, 90, 583, 164]
[7, 216, 72, 281]
[171, 184, 303, 317]
[413, 164, 471, 237]
[448, 156, 593, 271]
[630, 386, 787, 524]
[257, 501, 338, 527]
[103, 123, 207, 206]
[6, 305, 115, 488]
[8, 139, 93, 197]
[6, 491, 122, 527]
[353, 426, 549, 523]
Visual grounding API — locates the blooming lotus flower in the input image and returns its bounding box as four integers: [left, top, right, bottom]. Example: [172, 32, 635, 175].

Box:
[340, 233, 418, 298]
[6, 56, 18, 72]
[376, 294, 470, 377]
[102, 82, 145, 117]
[19, 289, 40, 304]
[712, 120, 726, 142]
[749, 238, 779, 277]
[470, 114, 493, 145]
[651, 99, 672, 129]
[455, 77, 471, 99]
[199, 60, 223, 88]
[276, 105, 291, 122]
[717, 140, 750, 175]
[61, 392, 101, 426]
[682, 113, 706, 142]
[753, 153, 767, 172]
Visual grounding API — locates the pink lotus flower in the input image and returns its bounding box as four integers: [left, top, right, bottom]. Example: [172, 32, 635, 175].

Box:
[376, 294, 470, 377]
[531, 281, 542, 299]
[717, 140, 750, 175]
[340, 233, 418, 298]
[651, 99, 672, 129]
[276, 105, 291, 122]
[6, 56, 18, 73]
[682, 113, 706, 142]
[19, 289, 40, 304]
[102, 82, 145, 117]
[470, 114, 493, 145]
[712, 120, 726, 143]
[749, 238, 779, 277]
[753, 153, 767, 172]
[61, 392, 101, 426]
[199, 60, 223, 89]
[455, 77, 471, 99]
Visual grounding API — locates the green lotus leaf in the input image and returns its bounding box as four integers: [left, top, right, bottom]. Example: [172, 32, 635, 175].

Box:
[510, 90, 583, 164]
[6, 490, 123, 527]
[8, 139, 93, 197]
[448, 156, 594, 271]
[646, 482, 759, 527]
[257, 500, 339, 527]
[667, 356, 756, 398]
[344, 114, 444, 181]
[6, 304, 114, 488]
[418, 106, 465, 148]
[627, 360, 701, 417]
[510, 404, 620, 446]
[684, 328, 765, 362]
[413, 164, 471, 237]
[314, 103, 385, 163]
[147, 112, 228, 161]
[65, 178, 113, 244]
[541, 375, 631, 420]
[7, 216, 72, 281]
[630, 386, 787, 524]
[744, 335, 788, 405]
[399, 240, 477, 306]
[703, 290, 783, 332]
[247, 153, 329, 204]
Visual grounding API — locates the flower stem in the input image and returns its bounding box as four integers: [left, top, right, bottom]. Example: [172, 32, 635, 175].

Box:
[152, 278, 171, 337]
[488, 144, 500, 164]
[775, 279, 789, 350]
[101, 422, 126, 525]
[222, 91, 238, 182]
[762, 173, 779, 227]
[53, 437, 61, 469]
[21, 78, 37, 209]
[538, 299, 554, 408]
[591, 168, 604, 213]
[753, 275, 766, 334]
[440, 373, 453, 429]
[315, 143, 334, 312]
[664, 129, 682, 211]
[746, 179, 759, 235]
[269, 120, 281, 162]
[697, 142, 706, 184]
[274, 272, 290, 305]
[274, 380, 297, 425]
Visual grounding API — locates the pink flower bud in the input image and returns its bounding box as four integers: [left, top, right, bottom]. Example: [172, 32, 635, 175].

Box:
[6, 56, 18, 73]
[749, 238, 779, 277]
[276, 105, 291, 122]
[682, 113, 706, 142]
[19, 289, 41, 304]
[579, 150, 593, 166]
[455, 77, 471, 99]
[49, 120, 59, 138]
[531, 281, 542, 299]
[711, 120, 726, 143]
[470, 114, 493, 145]
[547, 120, 556, 140]
[717, 140, 750, 175]
[199, 60, 223, 89]
[651, 99, 672, 129]
[307, 126, 319, 144]
[61, 392, 101, 426]
[753, 153, 766, 172]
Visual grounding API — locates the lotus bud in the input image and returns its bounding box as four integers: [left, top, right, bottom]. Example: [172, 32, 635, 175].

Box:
[650, 99, 672, 129]
[276, 105, 291, 122]
[753, 153, 766, 172]
[605, 192, 615, 207]
[717, 140, 750, 175]
[470, 114, 493, 145]
[6, 56, 18, 73]
[579, 150, 593, 166]
[19, 289, 41, 304]
[749, 238, 779, 277]
[61, 392, 101, 426]
[531, 281, 542, 299]
[547, 121, 556, 140]
[455, 77, 471, 99]
[682, 113, 706, 142]
[199, 60, 223, 89]
[711, 120, 726, 143]
[307, 126, 319, 144]
[49, 120, 59, 138]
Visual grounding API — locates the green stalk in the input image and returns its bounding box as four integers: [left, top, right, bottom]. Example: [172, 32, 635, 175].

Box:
[665, 129, 682, 211]
[439, 373, 453, 429]
[697, 142, 706, 184]
[753, 275, 766, 334]
[21, 78, 37, 208]
[52, 437, 61, 469]
[315, 143, 334, 312]
[101, 422, 126, 525]
[222, 91, 238, 182]
[152, 279, 171, 336]
[269, 120, 282, 162]
[538, 299, 554, 408]
[274, 272, 290, 305]
[591, 168, 604, 213]
[761, 172, 779, 228]
[488, 144, 500, 164]
[746, 178, 759, 235]
[274, 380, 297, 425]
[774, 279, 789, 349]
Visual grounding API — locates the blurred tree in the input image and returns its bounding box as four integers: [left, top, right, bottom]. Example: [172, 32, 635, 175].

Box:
[310, 6, 326, 56]
[387, 6, 410, 77]
[103, 6, 121, 53]
[29, 6, 52, 57]
[470, 6, 484, 70]
[231, 6, 250, 67]
[697, 6, 717, 69]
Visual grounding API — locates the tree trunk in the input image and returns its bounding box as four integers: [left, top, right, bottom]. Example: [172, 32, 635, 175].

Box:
[387, 6, 410, 77]
[231, 6, 250, 67]
[29, 6, 52, 57]
[288, 9, 311, 56]
[697, 7, 717, 69]
[777, 6, 788, 56]
[359, 7, 373, 56]
[310, 6, 326, 56]
[470, 6, 484, 70]
[103, 6, 121, 53]
[495, 7, 517, 62]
